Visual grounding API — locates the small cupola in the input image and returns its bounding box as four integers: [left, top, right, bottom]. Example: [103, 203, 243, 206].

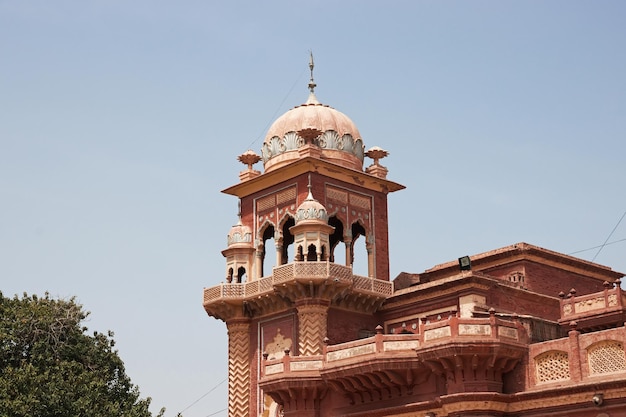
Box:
[289, 178, 334, 262]
[222, 203, 255, 283]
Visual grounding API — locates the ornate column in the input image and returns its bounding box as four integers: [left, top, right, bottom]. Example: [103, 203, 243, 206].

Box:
[256, 245, 264, 279]
[366, 238, 374, 278]
[227, 319, 251, 417]
[296, 300, 329, 356]
[344, 234, 353, 267]
[275, 235, 284, 267]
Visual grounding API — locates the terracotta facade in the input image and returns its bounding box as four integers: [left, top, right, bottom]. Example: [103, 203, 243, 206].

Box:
[204, 69, 626, 417]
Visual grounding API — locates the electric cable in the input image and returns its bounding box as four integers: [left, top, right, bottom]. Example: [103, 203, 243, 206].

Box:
[176, 377, 227, 416]
[568, 238, 626, 255]
[592, 210, 626, 261]
[246, 65, 307, 151]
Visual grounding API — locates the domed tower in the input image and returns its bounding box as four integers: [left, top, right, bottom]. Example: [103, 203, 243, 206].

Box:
[222, 204, 255, 283]
[204, 55, 404, 417]
[290, 177, 334, 262]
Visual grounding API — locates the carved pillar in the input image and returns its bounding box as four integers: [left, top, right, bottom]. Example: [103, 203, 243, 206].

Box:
[227, 319, 251, 417]
[568, 321, 582, 382]
[366, 239, 374, 278]
[344, 232, 352, 267]
[296, 301, 329, 356]
[275, 237, 283, 268]
[256, 246, 264, 279]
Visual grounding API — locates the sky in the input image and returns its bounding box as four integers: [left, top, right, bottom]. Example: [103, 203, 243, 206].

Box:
[1, 1, 625, 416]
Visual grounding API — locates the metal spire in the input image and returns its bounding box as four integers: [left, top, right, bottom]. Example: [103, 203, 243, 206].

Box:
[308, 51, 316, 94]
[236, 200, 242, 224]
[306, 173, 314, 200]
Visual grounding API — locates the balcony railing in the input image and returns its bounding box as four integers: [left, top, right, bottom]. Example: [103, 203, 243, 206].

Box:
[560, 279, 625, 320]
[203, 261, 393, 304]
[261, 311, 526, 377]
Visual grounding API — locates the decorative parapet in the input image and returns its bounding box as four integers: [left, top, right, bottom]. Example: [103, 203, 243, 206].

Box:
[261, 311, 526, 379]
[558, 279, 626, 329]
[529, 324, 626, 388]
[261, 353, 324, 377]
[203, 261, 392, 306]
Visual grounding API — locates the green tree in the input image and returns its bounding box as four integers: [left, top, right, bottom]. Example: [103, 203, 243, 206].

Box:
[0, 291, 165, 417]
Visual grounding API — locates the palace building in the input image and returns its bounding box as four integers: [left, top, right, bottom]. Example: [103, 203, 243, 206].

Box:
[203, 58, 626, 417]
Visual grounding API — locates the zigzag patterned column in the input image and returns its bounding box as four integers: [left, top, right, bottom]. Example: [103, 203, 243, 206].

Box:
[296, 301, 328, 356]
[227, 319, 251, 417]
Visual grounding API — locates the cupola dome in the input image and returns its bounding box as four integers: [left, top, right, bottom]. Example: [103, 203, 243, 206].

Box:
[261, 56, 364, 173]
[294, 187, 328, 225]
[226, 219, 252, 247]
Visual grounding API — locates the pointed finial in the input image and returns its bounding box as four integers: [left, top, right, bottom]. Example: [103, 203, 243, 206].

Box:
[236, 200, 243, 224]
[306, 173, 314, 200]
[308, 50, 316, 94]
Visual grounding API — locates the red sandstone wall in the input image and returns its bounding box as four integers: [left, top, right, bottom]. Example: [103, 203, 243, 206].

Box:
[372, 192, 389, 281]
[327, 308, 380, 344]
[485, 283, 561, 321]
[484, 261, 608, 298]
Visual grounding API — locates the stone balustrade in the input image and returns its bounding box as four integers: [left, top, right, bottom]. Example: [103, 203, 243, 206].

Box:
[203, 261, 393, 305]
[261, 311, 525, 378]
[560, 279, 625, 320]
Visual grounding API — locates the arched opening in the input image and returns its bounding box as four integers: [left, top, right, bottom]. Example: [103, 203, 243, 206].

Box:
[237, 266, 246, 283]
[227, 267, 234, 283]
[261, 224, 276, 278]
[350, 221, 368, 276]
[307, 244, 317, 261]
[320, 244, 327, 261]
[328, 216, 345, 264]
[296, 245, 304, 262]
[280, 217, 295, 264]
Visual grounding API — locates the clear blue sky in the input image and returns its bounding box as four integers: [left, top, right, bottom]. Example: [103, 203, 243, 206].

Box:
[1, 2, 625, 416]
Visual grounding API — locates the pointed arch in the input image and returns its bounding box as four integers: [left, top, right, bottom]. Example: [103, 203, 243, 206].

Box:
[328, 215, 346, 264]
[307, 244, 317, 261]
[278, 214, 296, 264]
[237, 266, 247, 283]
[350, 219, 369, 276]
[320, 244, 328, 261]
[258, 220, 277, 278]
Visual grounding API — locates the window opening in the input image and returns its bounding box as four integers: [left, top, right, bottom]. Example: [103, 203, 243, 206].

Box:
[328, 216, 345, 264]
[280, 217, 295, 264]
[237, 266, 246, 283]
[351, 221, 368, 276]
[307, 244, 317, 261]
[261, 225, 276, 278]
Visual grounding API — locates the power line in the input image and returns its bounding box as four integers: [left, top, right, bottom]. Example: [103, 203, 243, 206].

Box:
[177, 377, 227, 416]
[592, 210, 626, 261]
[568, 238, 626, 255]
[204, 408, 227, 417]
[246, 66, 307, 152]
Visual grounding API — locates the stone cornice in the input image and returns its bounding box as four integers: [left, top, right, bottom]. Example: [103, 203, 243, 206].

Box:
[222, 156, 405, 198]
[420, 242, 624, 282]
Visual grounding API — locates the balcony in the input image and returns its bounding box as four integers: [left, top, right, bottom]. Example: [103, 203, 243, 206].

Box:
[559, 279, 626, 331]
[260, 310, 528, 400]
[203, 261, 393, 319]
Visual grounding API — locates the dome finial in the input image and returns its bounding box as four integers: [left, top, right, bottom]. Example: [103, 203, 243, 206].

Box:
[305, 51, 320, 105]
[306, 173, 314, 200]
[308, 50, 316, 94]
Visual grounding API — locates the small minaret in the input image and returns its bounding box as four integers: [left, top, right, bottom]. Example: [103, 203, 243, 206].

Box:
[221, 201, 254, 283]
[289, 175, 334, 262]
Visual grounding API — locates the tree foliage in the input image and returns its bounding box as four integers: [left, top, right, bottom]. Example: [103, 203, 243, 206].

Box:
[0, 291, 165, 417]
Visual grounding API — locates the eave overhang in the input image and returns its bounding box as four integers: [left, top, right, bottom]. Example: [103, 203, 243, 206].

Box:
[222, 156, 405, 198]
[419, 242, 624, 283]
